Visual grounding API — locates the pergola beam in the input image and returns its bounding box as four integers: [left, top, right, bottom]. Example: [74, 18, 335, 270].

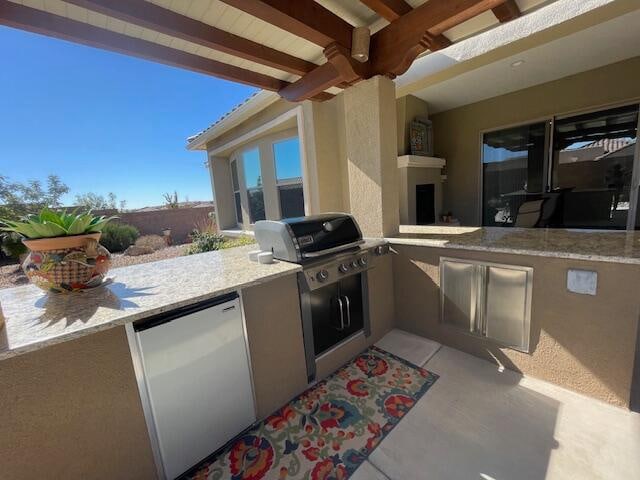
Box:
[360, 0, 451, 51]
[219, 0, 353, 49]
[370, 0, 509, 77]
[0, 0, 286, 91]
[492, 0, 521, 22]
[64, 0, 316, 76]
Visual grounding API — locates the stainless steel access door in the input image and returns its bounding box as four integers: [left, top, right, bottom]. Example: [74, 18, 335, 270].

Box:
[485, 266, 531, 351]
[440, 258, 533, 352]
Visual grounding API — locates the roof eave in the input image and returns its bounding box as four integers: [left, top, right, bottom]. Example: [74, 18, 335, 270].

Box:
[186, 90, 280, 151]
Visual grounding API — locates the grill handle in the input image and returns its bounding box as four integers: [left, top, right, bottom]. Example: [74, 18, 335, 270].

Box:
[301, 240, 365, 259]
[342, 295, 351, 328]
[337, 297, 345, 331]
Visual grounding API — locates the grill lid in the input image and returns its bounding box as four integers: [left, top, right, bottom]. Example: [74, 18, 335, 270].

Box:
[254, 213, 363, 263]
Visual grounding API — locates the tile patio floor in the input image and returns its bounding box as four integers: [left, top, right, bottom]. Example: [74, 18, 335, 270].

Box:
[353, 330, 640, 480]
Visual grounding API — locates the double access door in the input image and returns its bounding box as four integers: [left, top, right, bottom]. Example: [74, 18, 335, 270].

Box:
[310, 273, 366, 357]
[440, 258, 533, 352]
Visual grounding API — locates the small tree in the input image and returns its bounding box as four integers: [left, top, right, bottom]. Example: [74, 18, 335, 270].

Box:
[0, 174, 69, 220]
[75, 192, 118, 210]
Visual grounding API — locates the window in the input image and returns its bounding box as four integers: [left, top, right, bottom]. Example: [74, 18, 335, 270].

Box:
[242, 148, 265, 223]
[551, 105, 638, 229]
[482, 103, 639, 230]
[226, 132, 307, 227]
[482, 122, 547, 226]
[230, 159, 242, 225]
[273, 137, 305, 218]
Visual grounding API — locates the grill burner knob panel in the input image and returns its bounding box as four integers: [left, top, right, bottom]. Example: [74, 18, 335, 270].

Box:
[316, 269, 329, 282]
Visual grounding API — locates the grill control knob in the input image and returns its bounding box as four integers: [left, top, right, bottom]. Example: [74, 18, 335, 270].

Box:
[358, 257, 368, 267]
[338, 263, 349, 273]
[351, 261, 358, 269]
[375, 245, 389, 256]
[316, 269, 329, 282]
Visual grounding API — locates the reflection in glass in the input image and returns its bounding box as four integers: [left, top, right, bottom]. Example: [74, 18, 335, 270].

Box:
[273, 138, 305, 219]
[274, 138, 303, 181]
[242, 148, 265, 223]
[278, 184, 305, 218]
[482, 123, 547, 226]
[552, 105, 638, 229]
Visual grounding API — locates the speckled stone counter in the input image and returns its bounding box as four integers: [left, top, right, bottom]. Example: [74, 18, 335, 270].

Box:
[0, 245, 301, 361]
[389, 225, 640, 265]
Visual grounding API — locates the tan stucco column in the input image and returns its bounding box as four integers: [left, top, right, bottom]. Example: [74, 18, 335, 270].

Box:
[343, 76, 400, 237]
[209, 155, 237, 230]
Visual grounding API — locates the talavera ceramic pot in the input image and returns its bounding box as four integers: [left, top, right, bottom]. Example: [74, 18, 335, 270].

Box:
[22, 233, 111, 293]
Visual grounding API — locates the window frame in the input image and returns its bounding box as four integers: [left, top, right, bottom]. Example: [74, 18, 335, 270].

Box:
[229, 128, 307, 228]
[272, 135, 305, 220]
[479, 99, 640, 231]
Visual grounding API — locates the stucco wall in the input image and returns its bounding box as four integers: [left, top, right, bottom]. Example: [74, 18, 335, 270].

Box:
[430, 56, 640, 226]
[0, 327, 157, 480]
[396, 94, 430, 156]
[118, 206, 215, 243]
[241, 274, 308, 419]
[392, 244, 640, 408]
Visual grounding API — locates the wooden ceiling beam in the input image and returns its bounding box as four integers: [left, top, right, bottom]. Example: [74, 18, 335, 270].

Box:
[219, 0, 353, 49]
[279, 43, 366, 102]
[360, 0, 452, 52]
[492, 0, 521, 22]
[370, 0, 509, 77]
[0, 0, 287, 91]
[64, 0, 316, 76]
[360, 0, 411, 20]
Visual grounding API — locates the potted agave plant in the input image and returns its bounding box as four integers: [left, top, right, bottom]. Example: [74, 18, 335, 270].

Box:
[0, 208, 115, 293]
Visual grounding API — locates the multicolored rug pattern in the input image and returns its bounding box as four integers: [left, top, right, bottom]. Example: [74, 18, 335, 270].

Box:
[188, 346, 438, 480]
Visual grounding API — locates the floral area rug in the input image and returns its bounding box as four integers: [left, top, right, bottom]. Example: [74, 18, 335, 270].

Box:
[186, 346, 438, 480]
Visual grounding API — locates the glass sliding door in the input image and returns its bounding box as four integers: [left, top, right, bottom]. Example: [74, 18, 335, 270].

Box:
[273, 137, 305, 219]
[482, 122, 547, 226]
[242, 148, 266, 223]
[551, 104, 638, 229]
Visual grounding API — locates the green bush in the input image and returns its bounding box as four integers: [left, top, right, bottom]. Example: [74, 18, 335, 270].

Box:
[220, 235, 256, 249]
[187, 231, 225, 255]
[1, 232, 27, 259]
[100, 223, 139, 253]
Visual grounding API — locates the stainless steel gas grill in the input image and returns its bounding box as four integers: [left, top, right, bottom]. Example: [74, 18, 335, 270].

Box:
[254, 214, 390, 382]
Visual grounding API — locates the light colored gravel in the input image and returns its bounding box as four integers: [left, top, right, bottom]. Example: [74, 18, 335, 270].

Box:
[0, 244, 191, 290]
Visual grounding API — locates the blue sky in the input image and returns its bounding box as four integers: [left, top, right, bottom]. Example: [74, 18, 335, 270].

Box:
[0, 26, 257, 209]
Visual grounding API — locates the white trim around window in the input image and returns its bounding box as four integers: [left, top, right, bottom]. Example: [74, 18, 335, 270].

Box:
[229, 127, 307, 227]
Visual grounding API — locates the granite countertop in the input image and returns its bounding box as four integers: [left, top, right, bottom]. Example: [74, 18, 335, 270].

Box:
[388, 225, 640, 265]
[0, 245, 301, 361]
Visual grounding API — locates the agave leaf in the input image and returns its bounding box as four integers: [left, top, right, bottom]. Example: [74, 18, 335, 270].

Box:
[87, 216, 117, 233]
[67, 214, 93, 235]
[9, 224, 42, 238]
[0, 220, 40, 238]
[38, 208, 61, 225]
[25, 213, 44, 224]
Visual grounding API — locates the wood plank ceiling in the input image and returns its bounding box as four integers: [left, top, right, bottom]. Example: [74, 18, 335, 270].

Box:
[0, 0, 525, 102]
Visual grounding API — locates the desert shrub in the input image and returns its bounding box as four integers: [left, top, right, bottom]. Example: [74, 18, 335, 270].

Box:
[187, 231, 225, 255]
[191, 217, 217, 238]
[135, 234, 166, 251]
[220, 235, 256, 249]
[100, 223, 139, 253]
[1, 232, 27, 259]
